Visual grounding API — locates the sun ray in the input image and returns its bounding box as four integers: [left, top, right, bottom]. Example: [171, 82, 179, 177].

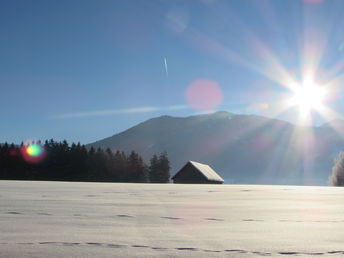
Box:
[153, 0, 342, 132]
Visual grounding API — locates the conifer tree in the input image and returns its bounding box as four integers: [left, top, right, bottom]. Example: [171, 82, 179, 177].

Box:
[149, 152, 170, 183]
[127, 151, 148, 182]
[158, 152, 170, 183]
[0, 139, 164, 184]
[149, 154, 159, 183]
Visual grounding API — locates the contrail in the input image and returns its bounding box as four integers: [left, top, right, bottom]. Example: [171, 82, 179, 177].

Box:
[164, 57, 169, 77]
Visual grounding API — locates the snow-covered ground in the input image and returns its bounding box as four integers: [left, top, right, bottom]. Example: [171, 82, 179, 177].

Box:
[1, 181, 344, 257]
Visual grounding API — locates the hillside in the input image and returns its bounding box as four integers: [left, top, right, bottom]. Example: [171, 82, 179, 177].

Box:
[88, 111, 344, 185]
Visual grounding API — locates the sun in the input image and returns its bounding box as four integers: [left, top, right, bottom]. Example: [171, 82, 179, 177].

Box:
[288, 79, 327, 116]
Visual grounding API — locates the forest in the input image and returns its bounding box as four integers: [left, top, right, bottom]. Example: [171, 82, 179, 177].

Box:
[0, 140, 170, 183]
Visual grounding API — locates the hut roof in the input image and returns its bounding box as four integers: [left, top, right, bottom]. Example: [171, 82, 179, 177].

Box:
[173, 160, 224, 183]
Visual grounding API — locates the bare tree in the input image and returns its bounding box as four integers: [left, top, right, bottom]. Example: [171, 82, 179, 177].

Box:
[329, 152, 344, 186]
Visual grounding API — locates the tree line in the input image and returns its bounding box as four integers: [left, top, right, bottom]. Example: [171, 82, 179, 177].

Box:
[0, 139, 170, 183]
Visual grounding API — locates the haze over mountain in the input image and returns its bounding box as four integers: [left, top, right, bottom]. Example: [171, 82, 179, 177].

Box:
[88, 111, 344, 185]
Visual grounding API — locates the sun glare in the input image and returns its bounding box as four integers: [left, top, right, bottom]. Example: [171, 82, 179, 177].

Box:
[289, 79, 327, 116]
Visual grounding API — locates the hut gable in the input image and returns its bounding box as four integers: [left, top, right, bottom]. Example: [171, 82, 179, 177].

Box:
[172, 161, 224, 184]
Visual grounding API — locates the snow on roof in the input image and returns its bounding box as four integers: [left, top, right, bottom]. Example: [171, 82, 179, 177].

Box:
[189, 161, 224, 182]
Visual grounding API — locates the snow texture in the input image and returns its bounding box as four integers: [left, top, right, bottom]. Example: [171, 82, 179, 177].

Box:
[1, 181, 344, 257]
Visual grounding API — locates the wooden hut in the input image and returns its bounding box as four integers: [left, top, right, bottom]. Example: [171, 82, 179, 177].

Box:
[172, 161, 224, 184]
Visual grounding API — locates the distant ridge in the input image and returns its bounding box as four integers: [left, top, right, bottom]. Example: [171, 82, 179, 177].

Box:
[88, 111, 344, 185]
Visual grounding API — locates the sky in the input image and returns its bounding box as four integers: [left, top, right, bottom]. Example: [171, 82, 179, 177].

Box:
[2, 0, 344, 144]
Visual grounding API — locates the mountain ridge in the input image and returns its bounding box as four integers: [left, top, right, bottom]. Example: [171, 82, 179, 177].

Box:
[87, 111, 344, 185]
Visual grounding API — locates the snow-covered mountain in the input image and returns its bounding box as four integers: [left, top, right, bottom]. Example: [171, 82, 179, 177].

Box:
[87, 111, 344, 185]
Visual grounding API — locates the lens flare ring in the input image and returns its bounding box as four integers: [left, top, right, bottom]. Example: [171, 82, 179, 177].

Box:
[185, 79, 223, 111]
[21, 141, 46, 163]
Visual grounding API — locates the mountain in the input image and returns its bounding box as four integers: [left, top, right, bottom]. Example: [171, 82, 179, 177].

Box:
[87, 111, 344, 185]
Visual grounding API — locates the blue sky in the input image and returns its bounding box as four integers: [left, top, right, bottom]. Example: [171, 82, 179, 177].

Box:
[1, 0, 344, 144]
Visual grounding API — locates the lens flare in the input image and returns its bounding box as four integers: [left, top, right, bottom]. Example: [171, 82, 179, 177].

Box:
[26, 144, 43, 157]
[21, 141, 46, 163]
[185, 79, 223, 111]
